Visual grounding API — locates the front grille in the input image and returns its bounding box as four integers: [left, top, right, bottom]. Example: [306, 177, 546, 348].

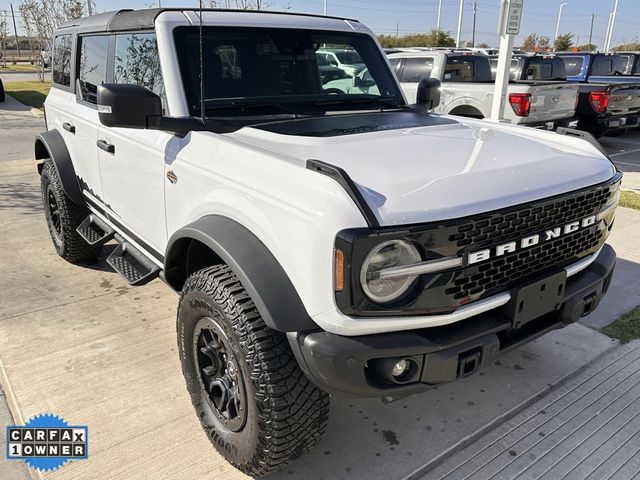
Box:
[446, 227, 603, 300]
[444, 180, 619, 304]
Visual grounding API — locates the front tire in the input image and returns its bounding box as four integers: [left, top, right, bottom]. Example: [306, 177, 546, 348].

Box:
[40, 160, 101, 262]
[177, 265, 330, 476]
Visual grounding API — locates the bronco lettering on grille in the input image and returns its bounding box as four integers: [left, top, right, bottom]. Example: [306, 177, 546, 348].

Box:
[467, 215, 598, 265]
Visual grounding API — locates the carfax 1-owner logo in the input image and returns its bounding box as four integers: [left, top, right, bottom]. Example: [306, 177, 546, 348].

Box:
[5, 413, 88, 472]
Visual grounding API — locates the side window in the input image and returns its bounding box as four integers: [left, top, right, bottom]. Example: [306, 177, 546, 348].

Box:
[399, 57, 434, 82]
[78, 35, 109, 104]
[113, 32, 166, 107]
[52, 34, 72, 87]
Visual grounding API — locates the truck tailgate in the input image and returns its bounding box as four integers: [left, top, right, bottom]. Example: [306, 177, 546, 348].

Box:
[518, 82, 579, 123]
[608, 84, 640, 115]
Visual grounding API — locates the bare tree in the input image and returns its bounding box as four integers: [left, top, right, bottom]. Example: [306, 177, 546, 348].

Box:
[18, 0, 90, 81]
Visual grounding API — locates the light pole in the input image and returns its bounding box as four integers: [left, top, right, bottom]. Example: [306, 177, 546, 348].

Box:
[554, 2, 568, 50]
[455, 0, 464, 48]
[436, 0, 442, 32]
[604, 0, 620, 51]
[323, 0, 327, 16]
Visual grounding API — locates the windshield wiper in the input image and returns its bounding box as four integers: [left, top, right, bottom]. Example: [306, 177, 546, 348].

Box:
[198, 101, 304, 116]
[312, 96, 408, 110]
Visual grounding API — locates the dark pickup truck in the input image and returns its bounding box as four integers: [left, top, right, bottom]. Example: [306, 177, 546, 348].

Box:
[557, 52, 640, 137]
[558, 52, 640, 84]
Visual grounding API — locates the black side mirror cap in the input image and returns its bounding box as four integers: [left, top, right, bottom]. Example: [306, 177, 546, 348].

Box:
[97, 84, 162, 129]
[416, 78, 441, 110]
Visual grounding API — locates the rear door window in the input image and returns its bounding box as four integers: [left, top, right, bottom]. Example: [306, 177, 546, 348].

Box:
[399, 57, 434, 82]
[52, 34, 73, 87]
[78, 35, 109, 104]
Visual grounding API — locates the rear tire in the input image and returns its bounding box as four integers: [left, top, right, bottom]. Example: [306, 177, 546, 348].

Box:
[177, 265, 330, 476]
[0, 79, 5, 103]
[40, 160, 101, 262]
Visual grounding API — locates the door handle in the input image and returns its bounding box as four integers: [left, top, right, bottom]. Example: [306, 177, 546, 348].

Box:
[97, 139, 115, 154]
[62, 122, 76, 134]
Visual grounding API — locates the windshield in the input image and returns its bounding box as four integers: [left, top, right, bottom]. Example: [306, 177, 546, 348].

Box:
[562, 57, 584, 77]
[173, 27, 402, 116]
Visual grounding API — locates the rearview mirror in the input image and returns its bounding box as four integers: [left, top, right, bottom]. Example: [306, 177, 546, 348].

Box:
[97, 84, 162, 129]
[416, 78, 441, 110]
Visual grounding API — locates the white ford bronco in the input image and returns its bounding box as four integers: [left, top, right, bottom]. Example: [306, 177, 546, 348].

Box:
[37, 8, 620, 476]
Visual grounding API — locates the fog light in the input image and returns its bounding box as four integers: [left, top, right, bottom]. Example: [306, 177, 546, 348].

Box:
[392, 359, 410, 378]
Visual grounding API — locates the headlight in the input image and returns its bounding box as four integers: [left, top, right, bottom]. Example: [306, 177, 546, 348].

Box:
[360, 240, 421, 303]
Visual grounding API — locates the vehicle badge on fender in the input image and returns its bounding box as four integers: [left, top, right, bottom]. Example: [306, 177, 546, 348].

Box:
[467, 215, 597, 265]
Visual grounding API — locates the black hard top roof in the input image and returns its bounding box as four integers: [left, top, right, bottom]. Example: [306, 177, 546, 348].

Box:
[57, 8, 358, 34]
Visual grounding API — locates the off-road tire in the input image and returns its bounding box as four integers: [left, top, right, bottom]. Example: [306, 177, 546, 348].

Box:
[40, 160, 101, 262]
[177, 265, 330, 476]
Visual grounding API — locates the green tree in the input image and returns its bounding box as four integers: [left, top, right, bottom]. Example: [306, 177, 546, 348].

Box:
[554, 33, 574, 51]
[477, 42, 490, 48]
[613, 42, 640, 51]
[576, 43, 597, 52]
[377, 29, 455, 48]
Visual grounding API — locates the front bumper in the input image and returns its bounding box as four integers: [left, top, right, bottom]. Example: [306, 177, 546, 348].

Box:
[289, 244, 616, 399]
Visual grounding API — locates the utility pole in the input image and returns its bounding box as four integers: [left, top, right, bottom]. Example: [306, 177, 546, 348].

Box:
[554, 2, 567, 50]
[455, 0, 464, 48]
[471, 1, 478, 48]
[588, 13, 594, 48]
[604, 0, 619, 51]
[10, 3, 19, 59]
[396, 22, 399, 47]
[323, 0, 327, 16]
[436, 0, 442, 33]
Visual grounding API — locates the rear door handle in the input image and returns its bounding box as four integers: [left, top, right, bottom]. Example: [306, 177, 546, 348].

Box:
[97, 139, 115, 154]
[62, 122, 76, 134]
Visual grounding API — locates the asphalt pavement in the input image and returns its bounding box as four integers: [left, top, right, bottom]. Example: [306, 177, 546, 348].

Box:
[0, 97, 639, 480]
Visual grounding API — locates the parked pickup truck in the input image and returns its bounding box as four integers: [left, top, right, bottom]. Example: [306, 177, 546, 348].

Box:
[618, 52, 640, 76]
[556, 53, 640, 136]
[558, 52, 640, 84]
[385, 51, 579, 128]
[38, 8, 620, 476]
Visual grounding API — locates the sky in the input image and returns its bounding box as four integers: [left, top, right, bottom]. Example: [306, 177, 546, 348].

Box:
[1, 0, 639, 49]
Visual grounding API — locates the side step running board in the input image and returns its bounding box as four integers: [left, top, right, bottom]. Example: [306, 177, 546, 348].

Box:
[106, 239, 160, 286]
[77, 214, 115, 246]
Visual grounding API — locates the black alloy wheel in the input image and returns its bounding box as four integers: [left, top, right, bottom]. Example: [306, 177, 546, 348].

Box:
[194, 317, 247, 432]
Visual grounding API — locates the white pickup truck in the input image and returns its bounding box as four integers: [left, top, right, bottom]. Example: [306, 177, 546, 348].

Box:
[387, 51, 579, 128]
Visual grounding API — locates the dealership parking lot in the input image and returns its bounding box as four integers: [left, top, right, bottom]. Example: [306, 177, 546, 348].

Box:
[1, 100, 639, 479]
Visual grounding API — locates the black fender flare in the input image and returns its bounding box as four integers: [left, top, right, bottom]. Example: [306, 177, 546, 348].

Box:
[35, 129, 84, 206]
[165, 215, 319, 333]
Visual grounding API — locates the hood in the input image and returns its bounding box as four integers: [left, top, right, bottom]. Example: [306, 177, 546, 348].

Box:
[229, 112, 616, 226]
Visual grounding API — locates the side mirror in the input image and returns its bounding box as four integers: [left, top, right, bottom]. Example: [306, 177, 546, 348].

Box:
[416, 78, 441, 109]
[354, 75, 375, 88]
[97, 84, 162, 129]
